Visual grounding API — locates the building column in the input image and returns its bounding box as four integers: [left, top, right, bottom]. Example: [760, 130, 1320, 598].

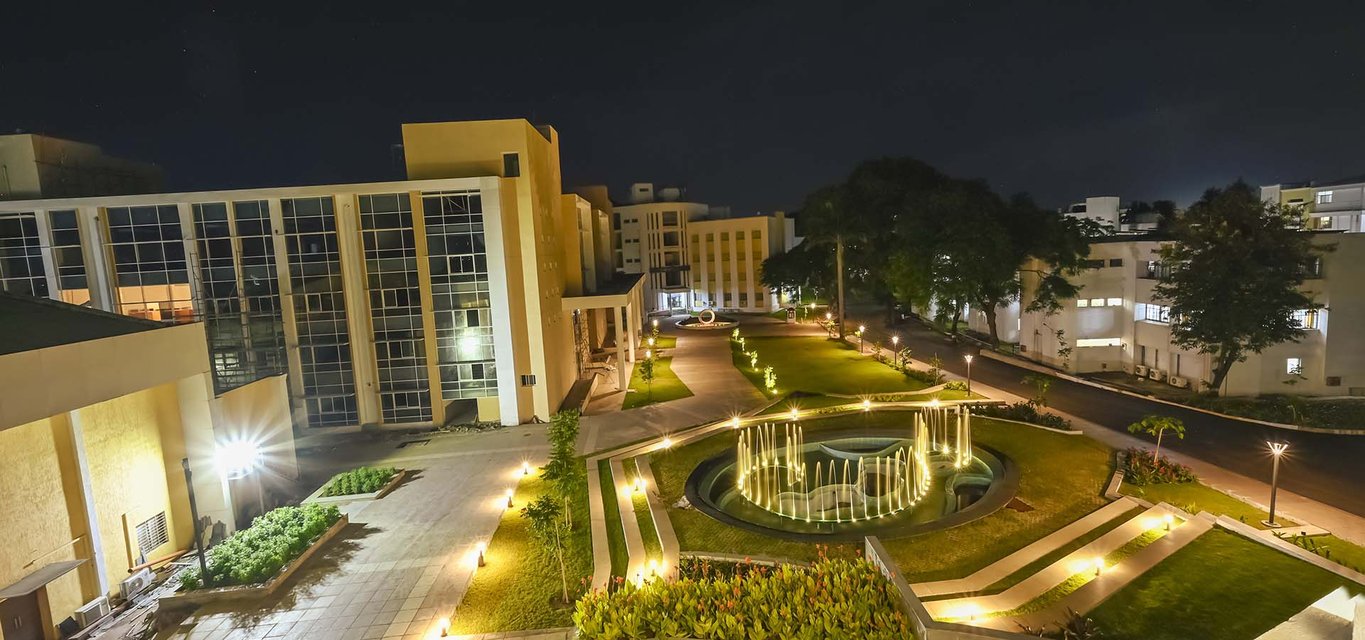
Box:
[614, 304, 628, 390]
[33, 209, 60, 302]
[625, 301, 637, 363]
[76, 206, 114, 312]
[333, 193, 381, 426]
[265, 198, 308, 429]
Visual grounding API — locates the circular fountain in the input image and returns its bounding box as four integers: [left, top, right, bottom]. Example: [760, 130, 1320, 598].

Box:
[686, 406, 1016, 541]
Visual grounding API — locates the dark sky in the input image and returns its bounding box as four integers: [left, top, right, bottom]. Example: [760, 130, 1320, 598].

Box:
[5, 1, 1365, 212]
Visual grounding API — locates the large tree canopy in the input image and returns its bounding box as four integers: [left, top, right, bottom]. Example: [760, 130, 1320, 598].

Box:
[1155, 181, 1329, 393]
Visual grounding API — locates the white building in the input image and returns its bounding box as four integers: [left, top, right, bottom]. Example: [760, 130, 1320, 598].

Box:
[611, 182, 798, 313]
[1013, 233, 1365, 396]
[1262, 178, 1365, 233]
[1063, 196, 1123, 230]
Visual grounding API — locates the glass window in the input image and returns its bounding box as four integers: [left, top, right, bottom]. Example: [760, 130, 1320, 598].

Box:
[0, 213, 47, 297]
[1089, 298, 1105, 307]
[503, 153, 520, 178]
[1286, 357, 1303, 375]
[424, 191, 496, 403]
[105, 205, 192, 322]
[1076, 299, 1089, 308]
[1106, 298, 1123, 307]
[1317, 191, 1334, 204]
[1291, 309, 1320, 329]
[361, 193, 431, 424]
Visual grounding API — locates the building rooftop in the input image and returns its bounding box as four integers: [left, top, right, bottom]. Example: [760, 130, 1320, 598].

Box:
[0, 292, 165, 356]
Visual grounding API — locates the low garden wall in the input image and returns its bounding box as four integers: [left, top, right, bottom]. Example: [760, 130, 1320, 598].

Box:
[302, 468, 408, 506]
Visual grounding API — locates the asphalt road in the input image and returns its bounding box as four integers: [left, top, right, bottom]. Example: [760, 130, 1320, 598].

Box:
[846, 310, 1365, 518]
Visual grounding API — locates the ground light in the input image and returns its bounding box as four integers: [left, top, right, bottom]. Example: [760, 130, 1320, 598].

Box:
[858, 325, 866, 352]
[635, 477, 646, 493]
[661, 436, 674, 449]
[789, 407, 799, 421]
[505, 488, 514, 509]
[476, 541, 487, 567]
[731, 416, 741, 429]
[647, 336, 655, 347]
[891, 335, 900, 368]
[1093, 556, 1105, 576]
[521, 461, 531, 476]
[652, 318, 659, 329]
[1264, 442, 1290, 527]
[863, 398, 872, 411]
[1164, 513, 1174, 531]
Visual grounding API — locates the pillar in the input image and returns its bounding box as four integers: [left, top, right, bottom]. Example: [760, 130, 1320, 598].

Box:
[614, 304, 628, 390]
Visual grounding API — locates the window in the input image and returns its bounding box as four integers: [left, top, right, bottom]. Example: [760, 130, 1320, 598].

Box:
[662, 211, 679, 226]
[1319, 216, 1332, 229]
[521, 374, 537, 386]
[1076, 299, 1089, 308]
[1106, 298, 1123, 307]
[739, 293, 749, 306]
[1082, 259, 1105, 269]
[1286, 357, 1303, 375]
[135, 512, 169, 554]
[1089, 298, 1105, 307]
[1291, 309, 1320, 329]
[1141, 303, 1171, 323]
[1317, 190, 1334, 204]
[1076, 338, 1122, 347]
[1108, 258, 1123, 267]
[502, 153, 521, 177]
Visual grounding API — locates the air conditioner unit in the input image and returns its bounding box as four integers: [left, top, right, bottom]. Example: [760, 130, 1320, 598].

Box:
[1168, 376, 1189, 389]
[1134, 365, 1149, 377]
[120, 568, 154, 600]
[74, 596, 110, 628]
[1150, 369, 1167, 382]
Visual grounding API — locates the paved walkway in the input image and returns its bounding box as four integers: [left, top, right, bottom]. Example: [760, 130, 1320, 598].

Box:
[168, 427, 548, 640]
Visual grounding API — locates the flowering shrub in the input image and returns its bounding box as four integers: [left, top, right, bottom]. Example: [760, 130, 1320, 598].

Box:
[943, 380, 969, 392]
[974, 402, 1075, 431]
[1122, 447, 1196, 485]
[574, 556, 911, 639]
[180, 504, 341, 590]
[321, 466, 397, 497]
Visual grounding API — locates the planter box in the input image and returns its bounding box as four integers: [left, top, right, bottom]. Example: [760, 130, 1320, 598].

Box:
[301, 468, 408, 506]
[159, 514, 349, 607]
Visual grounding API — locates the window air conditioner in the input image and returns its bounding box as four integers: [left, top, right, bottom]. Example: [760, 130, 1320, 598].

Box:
[1134, 365, 1148, 377]
[74, 596, 110, 628]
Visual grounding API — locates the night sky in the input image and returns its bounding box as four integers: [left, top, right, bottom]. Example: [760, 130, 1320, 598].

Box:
[5, 1, 1365, 212]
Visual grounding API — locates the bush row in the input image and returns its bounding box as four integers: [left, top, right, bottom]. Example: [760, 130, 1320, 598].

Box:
[180, 504, 342, 590]
[1121, 447, 1196, 485]
[322, 466, 398, 497]
[575, 557, 910, 639]
[973, 402, 1075, 431]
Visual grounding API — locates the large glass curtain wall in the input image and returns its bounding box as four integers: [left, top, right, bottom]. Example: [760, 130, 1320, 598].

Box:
[360, 193, 432, 423]
[104, 205, 194, 322]
[0, 213, 47, 297]
[282, 197, 358, 427]
[422, 191, 497, 403]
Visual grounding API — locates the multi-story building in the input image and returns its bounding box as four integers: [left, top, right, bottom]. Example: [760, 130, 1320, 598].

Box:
[1011, 232, 1364, 396]
[0, 293, 295, 639]
[1263, 178, 1365, 233]
[0, 133, 163, 200]
[0, 119, 645, 431]
[609, 182, 798, 313]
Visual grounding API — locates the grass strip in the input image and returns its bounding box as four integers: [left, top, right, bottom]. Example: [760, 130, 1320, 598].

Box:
[598, 459, 627, 578]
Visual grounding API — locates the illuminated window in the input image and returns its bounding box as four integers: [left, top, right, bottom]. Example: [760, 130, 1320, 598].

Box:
[1286, 357, 1303, 375]
[1290, 309, 1320, 329]
[1076, 337, 1122, 347]
[1317, 190, 1334, 204]
[1106, 298, 1123, 307]
[1089, 298, 1105, 307]
[1141, 303, 1171, 323]
[1076, 299, 1089, 308]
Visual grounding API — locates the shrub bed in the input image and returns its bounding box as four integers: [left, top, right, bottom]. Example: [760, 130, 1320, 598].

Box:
[574, 556, 911, 639]
[321, 466, 398, 497]
[180, 504, 342, 590]
[1121, 447, 1196, 485]
[973, 402, 1074, 431]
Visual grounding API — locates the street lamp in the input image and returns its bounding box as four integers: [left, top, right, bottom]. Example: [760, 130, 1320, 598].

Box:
[181, 458, 212, 586]
[963, 354, 974, 395]
[858, 325, 866, 352]
[891, 335, 900, 368]
[1264, 442, 1289, 528]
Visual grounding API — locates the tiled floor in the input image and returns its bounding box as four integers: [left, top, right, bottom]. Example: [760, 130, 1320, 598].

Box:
[168, 429, 547, 640]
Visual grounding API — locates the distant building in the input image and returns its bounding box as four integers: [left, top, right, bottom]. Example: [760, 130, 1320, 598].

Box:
[0, 133, 162, 200]
[610, 182, 798, 313]
[1007, 233, 1364, 396]
[1062, 196, 1123, 230]
[0, 293, 295, 638]
[1262, 178, 1365, 233]
[0, 119, 646, 431]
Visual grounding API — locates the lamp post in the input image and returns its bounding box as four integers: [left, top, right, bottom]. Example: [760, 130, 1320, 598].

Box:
[891, 335, 900, 368]
[1263, 442, 1289, 528]
[181, 458, 212, 585]
[963, 354, 974, 395]
[858, 325, 866, 352]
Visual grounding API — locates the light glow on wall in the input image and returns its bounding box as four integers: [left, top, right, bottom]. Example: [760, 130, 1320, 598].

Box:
[1075, 337, 1122, 348]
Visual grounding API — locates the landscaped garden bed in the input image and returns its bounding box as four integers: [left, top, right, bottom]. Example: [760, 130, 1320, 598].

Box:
[163, 504, 347, 604]
[302, 465, 405, 505]
[731, 335, 933, 397]
[623, 355, 693, 409]
[574, 555, 912, 639]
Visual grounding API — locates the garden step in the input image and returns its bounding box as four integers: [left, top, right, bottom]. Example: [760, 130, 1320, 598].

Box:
[984, 511, 1216, 632]
[635, 456, 681, 580]
[922, 503, 1184, 620]
[608, 457, 648, 582]
[912, 497, 1140, 598]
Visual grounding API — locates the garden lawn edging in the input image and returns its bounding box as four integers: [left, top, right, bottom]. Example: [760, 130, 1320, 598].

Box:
[301, 468, 408, 506]
[158, 514, 349, 606]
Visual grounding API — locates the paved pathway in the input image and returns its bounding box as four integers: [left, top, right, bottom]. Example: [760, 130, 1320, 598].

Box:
[168, 427, 548, 640]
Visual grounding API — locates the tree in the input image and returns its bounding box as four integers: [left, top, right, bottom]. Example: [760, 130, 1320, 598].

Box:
[639, 356, 656, 401]
[1155, 181, 1330, 393]
[1127, 415, 1186, 462]
[760, 242, 834, 304]
[540, 410, 585, 529]
[522, 495, 571, 605]
[1022, 373, 1052, 408]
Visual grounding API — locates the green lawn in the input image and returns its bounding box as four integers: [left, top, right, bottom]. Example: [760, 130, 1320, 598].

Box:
[1089, 529, 1363, 640]
[622, 356, 693, 410]
[649, 412, 1115, 581]
[624, 458, 663, 564]
[449, 474, 593, 634]
[1121, 480, 1297, 529]
[598, 460, 627, 578]
[988, 527, 1167, 620]
[758, 389, 979, 416]
[732, 335, 934, 396]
